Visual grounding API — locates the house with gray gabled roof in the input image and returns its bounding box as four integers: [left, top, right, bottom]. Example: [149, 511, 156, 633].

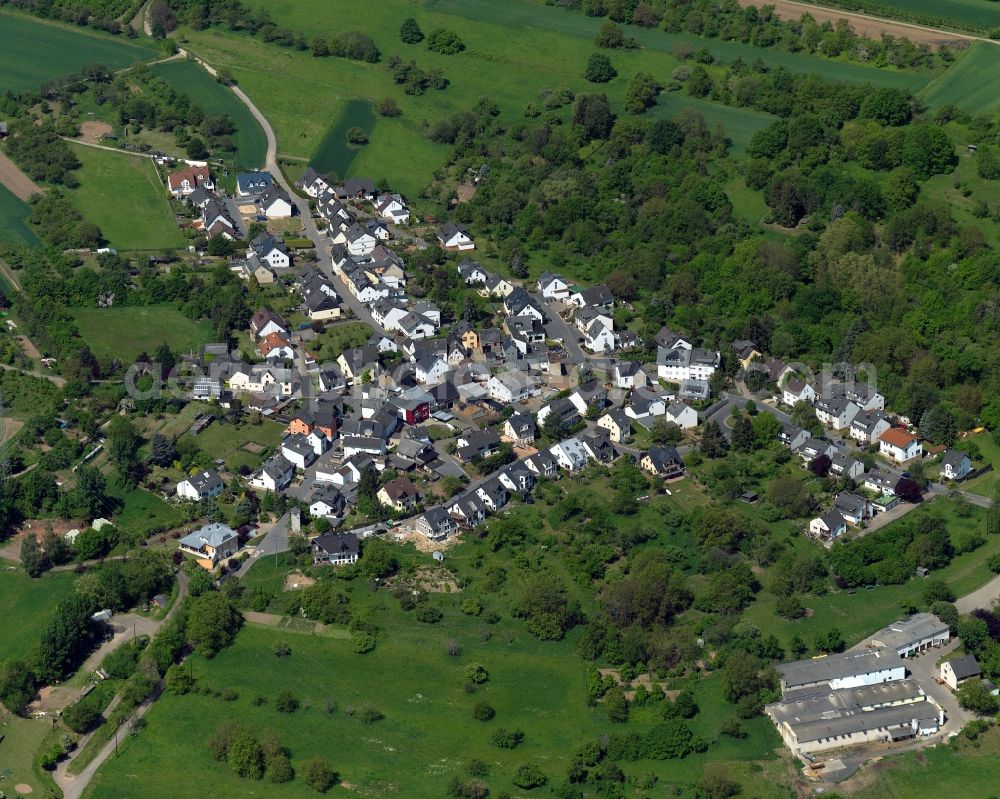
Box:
[458, 259, 489, 285]
[809, 509, 848, 542]
[497, 461, 535, 494]
[777, 648, 905, 693]
[940, 449, 973, 482]
[640, 446, 684, 478]
[503, 412, 536, 444]
[449, 493, 487, 527]
[249, 232, 290, 269]
[569, 283, 614, 312]
[416, 506, 458, 540]
[476, 477, 509, 512]
[523, 450, 558, 478]
[778, 423, 809, 450]
[613, 360, 648, 389]
[312, 532, 359, 565]
[250, 455, 295, 492]
[829, 449, 865, 480]
[236, 171, 273, 196]
[597, 408, 631, 443]
[296, 166, 332, 198]
[176, 469, 224, 501]
[178, 522, 240, 569]
[257, 185, 294, 218]
[815, 396, 860, 430]
[657, 346, 720, 382]
[437, 221, 474, 250]
[678, 378, 710, 401]
[549, 437, 589, 471]
[281, 434, 317, 470]
[796, 437, 835, 462]
[309, 485, 346, 519]
[849, 409, 891, 445]
[456, 429, 501, 462]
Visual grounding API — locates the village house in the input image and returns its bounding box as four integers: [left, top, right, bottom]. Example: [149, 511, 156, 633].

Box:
[537, 272, 570, 300]
[814, 396, 860, 430]
[678, 378, 711, 402]
[523, 450, 559, 479]
[614, 360, 648, 389]
[503, 287, 544, 321]
[640, 446, 684, 479]
[940, 655, 981, 690]
[437, 222, 475, 250]
[377, 476, 420, 513]
[939, 449, 973, 482]
[167, 165, 213, 196]
[342, 435, 387, 459]
[498, 462, 535, 494]
[569, 284, 614, 312]
[733, 339, 763, 371]
[312, 532, 359, 566]
[549, 437, 590, 472]
[458, 259, 489, 285]
[829, 450, 865, 480]
[850, 410, 891, 445]
[597, 409, 631, 443]
[476, 476, 510, 512]
[281, 435, 317, 470]
[308, 483, 346, 518]
[257, 333, 294, 361]
[247, 232, 290, 268]
[250, 308, 289, 339]
[657, 346, 720, 382]
[488, 371, 538, 403]
[777, 424, 809, 450]
[295, 166, 332, 198]
[257, 186, 295, 218]
[416, 506, 459, 540]
[796, 437, 835, 463]
[665, 401, 698, 430]
[250, 455, 295, 492]
[833, 492, 873, 525]
[782, 377, 816, 407]
[503, 412, 537, 445]
[236, 170, 273, 196]
[809, 510, 848, 541]
[449, 493, 487, 527]
[178, 522, 240, 569]
[456, 429, 501, 462]
[879, 428, 923, 463]
[176, 469, 225, 501]
[376, 193, 409, 224]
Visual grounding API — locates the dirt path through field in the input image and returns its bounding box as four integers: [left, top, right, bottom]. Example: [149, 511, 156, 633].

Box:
[0, 150, 43, 201]
[736, 0, 977, 48]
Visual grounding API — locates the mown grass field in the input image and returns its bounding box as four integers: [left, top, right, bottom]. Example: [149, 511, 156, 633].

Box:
[110, 487, 186, 535]
[0, 184, 41, 248]
[182, 0, 938, 194]
[310, 99, 376, 178]
[649, 93, 775, 153]
[920, 42, 1000, 114]
[0, 10, 157, 93]
[0, 565, 78, 662]
[176, 416, 285, 472]
[70, 304, 214, 363]
[150, 59, 268, 169]
[83, 613, 791, 799]
[67, 144, 184, 251]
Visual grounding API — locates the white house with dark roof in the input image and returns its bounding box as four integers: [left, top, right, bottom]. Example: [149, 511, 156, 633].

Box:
[657, 346, 720, 382]
[665, 401, 698, 430]
[939, 449, 973, 482]
[248, 232, 290, 269]
[312, 532, 359, 565]
[815, 396, 860, 430]
[176, 469, 224, 501]
[257, 186, 294, 218]
[376, 193, 409, 224]
[437, 222, 474, 250]
[850, 410, 891, 445]
[782, 377, 816, 407]
[537, 272, 570, 300]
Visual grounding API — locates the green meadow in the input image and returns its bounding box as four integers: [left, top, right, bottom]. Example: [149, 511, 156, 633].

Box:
[0, 565, 79, 662]
[67, 144, 184, 251]
[920, 42, 1000, 115]
[808, 0, 1000, 33]
[70, 304, 214, 363]
[649, 93, 775, 153]
[150, 59, 268, 168]
[0, 10, 156, 93]
[310, 99, 377, 178]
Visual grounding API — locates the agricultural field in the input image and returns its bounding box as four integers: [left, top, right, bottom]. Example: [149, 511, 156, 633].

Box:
[66, 144, 185, 251]
[70, 304, 214, 363]
[0, 184, 41, 248]
[920, 42, 1000, 115]
[0, 565, 79, 662]
[310, 99, 376, 178]
[150, 60, 268, 169]
[0, 10, 156, 94]
[805, 0, 1000, 34]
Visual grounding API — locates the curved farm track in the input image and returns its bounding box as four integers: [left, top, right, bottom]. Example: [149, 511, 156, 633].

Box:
[735, 0, 979, 48]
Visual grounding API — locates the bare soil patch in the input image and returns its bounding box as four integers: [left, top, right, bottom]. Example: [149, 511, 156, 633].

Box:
[15, 784, 33, 794]
[735, 0, 973, 47]
[0, 150, 43, 201]
[454, 183, 477, 203]
[78, 121, 114, 144]
[2, 416, 24, 443]
[283, 571, 316, 591]
[598, 668, 674, 700]
[241, 441, 266, 454]
[17, 335, 42, 360]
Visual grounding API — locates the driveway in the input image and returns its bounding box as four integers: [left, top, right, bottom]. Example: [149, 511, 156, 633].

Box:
[957, 573, 1000, 614]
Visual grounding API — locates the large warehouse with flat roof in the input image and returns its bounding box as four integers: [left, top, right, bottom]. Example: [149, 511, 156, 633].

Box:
[777, 648, 905, 692]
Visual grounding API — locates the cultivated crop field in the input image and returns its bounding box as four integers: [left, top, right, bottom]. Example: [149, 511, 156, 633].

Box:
[67, 144, 184, 251]
[801, 0, 1000, 34]
[0, 184, 41, 248]
[70, 305, 214, 363]
[310, 99, 376, 178]
[649, 94, 775, 153]
[920, 42, 1000, 115]
[150, 60, 268, 169]
[0, 10, 156, 93]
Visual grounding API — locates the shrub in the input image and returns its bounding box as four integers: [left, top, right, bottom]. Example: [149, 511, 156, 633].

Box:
[465, 664, 489, 684]
[416, 604, 443, 624]
[265, 753, 294, 783]
[427, 28, 465, 54]
[274, 642, 291, 658]
[275, 690, 300, 713]
[491, 727, 525, 748]
[584, 53, 616, 83]
[352, 631, 376, 653]
[720, 718, 748, 738]
[347, 127, 368, 145]
[512, 761, 547, 789]
[361, 704, 385, 724]
[302, 757, 338, 792]
[400, 16, 424, 44]
[61, 694, 102, 733]
[473, 701, 495, 721]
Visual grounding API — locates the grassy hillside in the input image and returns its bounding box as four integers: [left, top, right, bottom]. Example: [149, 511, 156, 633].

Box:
[150, 59, 268, 169]
[180, 0, 942, 194]
[0, 566, 79, 662]
[67, 144, 184, 251]
[0, 10, 156, 93]
[920, 42, 1000, 115]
